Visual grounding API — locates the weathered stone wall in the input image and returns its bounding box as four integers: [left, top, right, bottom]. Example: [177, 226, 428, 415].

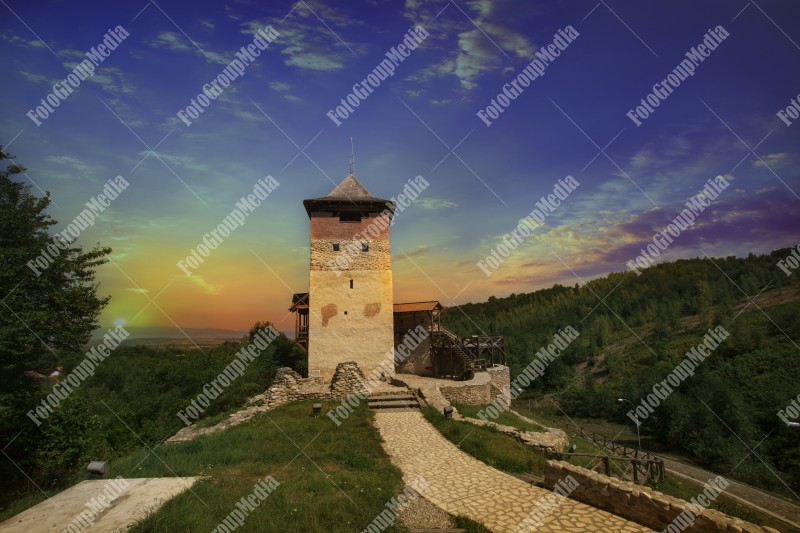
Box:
[487, 366, 510, 409]
[308, 269, 394, 382]
[543, 461, 778, 533]
[329, 361, 368, 398]
[439, 381, 491, 405]
[307, 212, 394, 383]
[246, 367, 330, 410]
[310, 239, 391, 271]
[455, 412, 569, 453]
[395, 335, 432, 375]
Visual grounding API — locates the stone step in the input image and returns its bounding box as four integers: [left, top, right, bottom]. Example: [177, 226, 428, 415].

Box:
[368, 400, 420, 410]
[368, 395, 417, 403]
[370, 406, 420, 412]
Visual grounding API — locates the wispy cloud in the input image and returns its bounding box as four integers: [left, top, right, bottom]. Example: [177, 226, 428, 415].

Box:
[403, 0, 536, 89]
[753, 152, 790, 168]
[176, 274, 223, 295]
[241, 1, 363, 72]
[416, 197, 458, 209]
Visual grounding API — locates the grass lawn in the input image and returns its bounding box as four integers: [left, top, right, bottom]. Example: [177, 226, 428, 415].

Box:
[453, 403, 544, 433]
[422, 406, 547, 476]
[111, 401, 407, 533]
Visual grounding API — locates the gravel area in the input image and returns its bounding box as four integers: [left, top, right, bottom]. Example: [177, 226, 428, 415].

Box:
[397, 491, 454, 530]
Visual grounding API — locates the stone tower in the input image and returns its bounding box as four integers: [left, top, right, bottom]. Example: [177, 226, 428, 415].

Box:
[303, 174, 395, 382]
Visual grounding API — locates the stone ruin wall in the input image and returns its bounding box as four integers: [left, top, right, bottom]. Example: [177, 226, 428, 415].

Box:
[248, 362, 368, 411]
[543, 461, 778, 533]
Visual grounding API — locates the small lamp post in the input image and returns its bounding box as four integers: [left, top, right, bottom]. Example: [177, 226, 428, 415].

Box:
[789, 422, 800, 428]
[87, 461, 106, 479]
[617, 398, 642, 453]
[443, 405, 453, 421]
[312, 403, 322, 417]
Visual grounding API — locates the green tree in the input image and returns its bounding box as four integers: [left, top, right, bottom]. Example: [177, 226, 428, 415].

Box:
[0, 151, 110, 501]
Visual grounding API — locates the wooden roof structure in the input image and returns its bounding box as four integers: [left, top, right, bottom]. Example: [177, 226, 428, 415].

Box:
[303, 174, 394, 216]
[288, 292, 308, 312]
[393, 301, 443, 313]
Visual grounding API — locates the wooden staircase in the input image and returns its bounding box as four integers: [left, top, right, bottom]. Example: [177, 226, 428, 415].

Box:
[431, 326, 482, 380]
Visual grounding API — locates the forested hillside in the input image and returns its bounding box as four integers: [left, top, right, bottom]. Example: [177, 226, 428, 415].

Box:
[443, 249, 800, 495]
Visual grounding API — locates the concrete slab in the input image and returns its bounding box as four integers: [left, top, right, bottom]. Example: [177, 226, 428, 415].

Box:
[0, 477, 200, 533]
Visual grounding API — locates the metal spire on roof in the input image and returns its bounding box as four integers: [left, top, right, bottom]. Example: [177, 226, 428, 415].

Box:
[349, 137, 355, 176]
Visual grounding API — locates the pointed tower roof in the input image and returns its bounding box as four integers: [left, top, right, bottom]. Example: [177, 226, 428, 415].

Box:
[327, 174, 374, 200]
[303, 174, 394, 217]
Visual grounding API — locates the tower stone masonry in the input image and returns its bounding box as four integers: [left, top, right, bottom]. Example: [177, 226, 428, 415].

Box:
[303, 174, 395, 382]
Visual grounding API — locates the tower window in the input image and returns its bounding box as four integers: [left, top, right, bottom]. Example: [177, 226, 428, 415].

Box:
[349, 279, 354, 289]
[340, 212, 361, 222]
[332, 243, 340, 251]
[362, 243, 369, 252]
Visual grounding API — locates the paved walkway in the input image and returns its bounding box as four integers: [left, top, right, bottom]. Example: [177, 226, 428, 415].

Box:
[0, 477, 199, 532]
[373, 411, 653, 532]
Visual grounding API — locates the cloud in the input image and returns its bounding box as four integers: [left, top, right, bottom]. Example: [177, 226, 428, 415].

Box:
[395, 245, 429, 261]
[488, 186, 800, 289]
[19, 71, 52, 84]
[150, 31, 191, 51]
[46, 155, 90, 174]
[176, 274, 223, 295]
[58, 49, 87, 60]
[126, 287, 150, 294]
[403, 0, 536, 89]
[269, 81, 291, 91]
[148, 31, 229, 65]
[753, 152, 790, 168]
[1, 33, 48, 49]
[241, 2, 362, 72]
[82, 66, 136, 94]
[406, 59, 456, 84]
[140, 151, 214, 173]
[416, 197, 458, 209]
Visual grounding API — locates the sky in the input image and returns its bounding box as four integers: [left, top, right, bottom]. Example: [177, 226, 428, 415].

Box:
[1, 0, 799, 334]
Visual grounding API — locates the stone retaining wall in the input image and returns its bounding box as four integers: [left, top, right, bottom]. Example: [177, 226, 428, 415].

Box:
[439, 381, 491, 405]
[543, 461, 779, 533]
[487, 366, 510, 409]
[459, 413, 569, 454]
[168, 362, 370, 444]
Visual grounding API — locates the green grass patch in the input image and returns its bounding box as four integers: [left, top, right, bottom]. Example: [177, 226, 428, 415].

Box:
[453, 515, 494, 532]
[422, 406, 546, 476]
[453, 404, 544, 433]
[109, 401, 407, 533]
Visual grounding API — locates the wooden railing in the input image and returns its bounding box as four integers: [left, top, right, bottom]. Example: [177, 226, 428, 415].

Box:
[549, 452, 665, 484]
[564, 422, 665, 483]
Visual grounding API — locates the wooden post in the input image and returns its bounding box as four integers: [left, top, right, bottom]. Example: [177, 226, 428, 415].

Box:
[603, 456, 610, 476]
[632, 460, 639, 483]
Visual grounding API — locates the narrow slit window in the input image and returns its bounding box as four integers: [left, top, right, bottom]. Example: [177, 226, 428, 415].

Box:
[361, 243, 369, 252]
[332, 243, 340, 251]
[349, 279, 354, 289]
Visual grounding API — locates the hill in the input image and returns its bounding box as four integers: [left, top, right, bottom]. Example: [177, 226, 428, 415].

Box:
[442, 248, 800, 497]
